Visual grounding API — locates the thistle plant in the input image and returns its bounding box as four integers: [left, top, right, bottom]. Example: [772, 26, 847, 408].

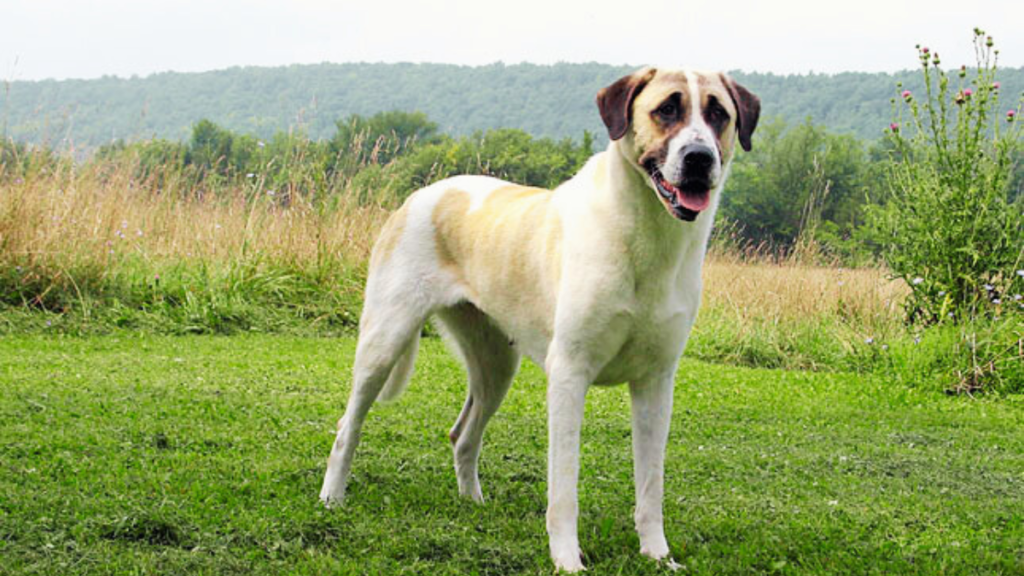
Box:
[872, 29, 1023, 325]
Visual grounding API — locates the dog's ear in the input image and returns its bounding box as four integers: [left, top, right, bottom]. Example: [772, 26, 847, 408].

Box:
[721, 74, 761, 152]
[596, 68, 656, 141]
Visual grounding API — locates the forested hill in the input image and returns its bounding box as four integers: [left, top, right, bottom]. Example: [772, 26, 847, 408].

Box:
[4, 62, 1023, 150]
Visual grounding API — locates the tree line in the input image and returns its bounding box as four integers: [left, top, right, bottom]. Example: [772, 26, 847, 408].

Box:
[5, 62, 1023, 150]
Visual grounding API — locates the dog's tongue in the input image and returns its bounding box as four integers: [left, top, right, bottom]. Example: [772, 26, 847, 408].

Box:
[676, 188, 710, 212]
[662, 177, 710, 212]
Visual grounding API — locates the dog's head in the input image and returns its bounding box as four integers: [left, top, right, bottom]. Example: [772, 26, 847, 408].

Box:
[597, 68, 760, 221]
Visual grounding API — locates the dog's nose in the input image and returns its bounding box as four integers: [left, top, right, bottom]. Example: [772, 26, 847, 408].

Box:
[682, 144, 715, 174]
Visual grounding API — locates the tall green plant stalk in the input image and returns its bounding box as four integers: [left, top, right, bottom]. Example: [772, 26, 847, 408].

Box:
[873, 29, 1023, 325]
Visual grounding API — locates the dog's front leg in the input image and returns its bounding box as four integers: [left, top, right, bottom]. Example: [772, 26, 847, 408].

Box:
[546, 362, 590, 573]
[629, 373, 675, 564]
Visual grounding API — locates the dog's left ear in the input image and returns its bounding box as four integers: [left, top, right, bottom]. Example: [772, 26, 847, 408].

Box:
[596, 68, 656, 141]
[721, 74, 761, 152]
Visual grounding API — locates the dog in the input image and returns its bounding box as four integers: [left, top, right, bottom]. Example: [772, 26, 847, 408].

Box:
[320, 67, 759, 572]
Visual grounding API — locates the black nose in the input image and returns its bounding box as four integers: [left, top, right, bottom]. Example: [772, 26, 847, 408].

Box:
[682, 144, 715, 175]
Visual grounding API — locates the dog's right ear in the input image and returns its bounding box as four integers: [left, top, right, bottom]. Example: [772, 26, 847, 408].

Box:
[596, 68, 656, 141]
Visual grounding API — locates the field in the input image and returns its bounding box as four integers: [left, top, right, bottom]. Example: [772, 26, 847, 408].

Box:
[2, 335, 1023, 575]
[2, 97, 1022, 574]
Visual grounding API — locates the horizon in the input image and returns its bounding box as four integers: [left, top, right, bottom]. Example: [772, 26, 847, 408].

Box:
[10, 59, 1022, 85]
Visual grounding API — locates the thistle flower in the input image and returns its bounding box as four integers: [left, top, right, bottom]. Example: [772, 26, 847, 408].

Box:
[889, 122, 899, 132]
[963, 88, 973, 98]
[992, 81, 1001, 90]
[1009, 110, 1017, 122]
[902, 90, 912, 100]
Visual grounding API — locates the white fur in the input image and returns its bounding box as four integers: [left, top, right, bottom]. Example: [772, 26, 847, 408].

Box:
[319, 68, 743, 573]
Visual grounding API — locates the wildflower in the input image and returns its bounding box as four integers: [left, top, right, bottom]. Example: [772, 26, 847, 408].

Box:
[889, 122, 899, 132]
[15, 266, 21, 273]
[46, 320, 52, 327]
[267, 190, 276, 196]
[911, 277, 923, 285]
[986, 36, 993, 48]
[828, 500, 839, 506]
[992, 81, 1001, 90]
[257, 141, 266, 148]
[1009, 110, 1017, 122]
[914, 336, 921, 345]
[882, 344, 889, 351]
[121, 220, 128, 229]
[136, 229, 143, 237]
[154, 274, 160, 282]
[992, 298, 1001, 305]
[246, 173, 255, 178]
[902, 90, 912, 100]
[921, 47, 930, 55]
[983, 284, 994, 291]
[959, 65, 967, 78]
[1014, 294, 1022, 301]
[938, 291, 946, 297]
[865, 337, 874, 345]
[1018, 270, 1024, 277]
[932, 53, 941, 66]
[963, 88, 973, 98]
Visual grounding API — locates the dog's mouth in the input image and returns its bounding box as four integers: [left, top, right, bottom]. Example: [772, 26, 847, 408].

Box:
[643, 160, 711, 222]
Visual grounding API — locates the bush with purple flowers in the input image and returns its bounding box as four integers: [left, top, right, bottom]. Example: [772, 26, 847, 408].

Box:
[869, 29, 1023, 325]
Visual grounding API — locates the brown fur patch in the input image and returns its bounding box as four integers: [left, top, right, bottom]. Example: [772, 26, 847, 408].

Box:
[432, 185, 562, 334]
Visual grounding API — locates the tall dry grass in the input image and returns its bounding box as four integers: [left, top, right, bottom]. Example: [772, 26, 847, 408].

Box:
[2, 152, 907, 369]
[1, 160, 386, 274]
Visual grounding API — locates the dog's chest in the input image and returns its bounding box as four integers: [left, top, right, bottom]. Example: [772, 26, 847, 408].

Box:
[592, 268, 702, 385]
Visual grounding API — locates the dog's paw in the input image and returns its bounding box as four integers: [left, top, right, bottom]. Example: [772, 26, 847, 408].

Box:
[638, 529, 670, 561]
[551, 545, 585, 573]
[318, 483, 347, 508]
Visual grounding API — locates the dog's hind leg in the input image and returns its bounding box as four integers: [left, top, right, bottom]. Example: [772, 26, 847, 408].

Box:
[436, 302, 520, 503]
[320, 296, 428, 507]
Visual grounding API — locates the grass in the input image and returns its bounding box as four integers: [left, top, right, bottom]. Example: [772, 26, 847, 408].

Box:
[2, 334, 1023, 575]
[1, 156, 910, 369]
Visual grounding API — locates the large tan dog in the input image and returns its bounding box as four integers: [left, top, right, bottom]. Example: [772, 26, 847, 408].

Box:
[320, 67, 760, 571]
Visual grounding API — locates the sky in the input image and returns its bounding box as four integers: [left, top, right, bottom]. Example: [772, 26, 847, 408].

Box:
[2, 0, 1022, 82]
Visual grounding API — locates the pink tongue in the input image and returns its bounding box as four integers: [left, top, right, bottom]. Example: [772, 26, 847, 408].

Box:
[677, 189, 710, 212]
[665, 179, 710, 212]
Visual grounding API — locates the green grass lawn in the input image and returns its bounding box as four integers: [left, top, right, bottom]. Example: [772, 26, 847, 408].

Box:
[1, 335, 1022, 575]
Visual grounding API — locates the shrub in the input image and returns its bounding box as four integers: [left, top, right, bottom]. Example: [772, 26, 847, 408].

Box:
[868, 30, 1023, 325]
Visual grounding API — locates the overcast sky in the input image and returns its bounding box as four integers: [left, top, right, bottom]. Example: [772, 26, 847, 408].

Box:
[2, 0, 1022, 81]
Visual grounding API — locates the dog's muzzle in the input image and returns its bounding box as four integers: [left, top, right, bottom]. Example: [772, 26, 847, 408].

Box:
[644, 144, 716, 222]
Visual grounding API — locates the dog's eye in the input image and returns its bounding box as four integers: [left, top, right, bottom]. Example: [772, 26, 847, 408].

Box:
[707, 100, 729, 121]
[654, 97, 680, 121]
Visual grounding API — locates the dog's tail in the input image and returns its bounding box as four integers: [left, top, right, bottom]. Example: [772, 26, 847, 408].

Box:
[376, 331, 420, 403]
